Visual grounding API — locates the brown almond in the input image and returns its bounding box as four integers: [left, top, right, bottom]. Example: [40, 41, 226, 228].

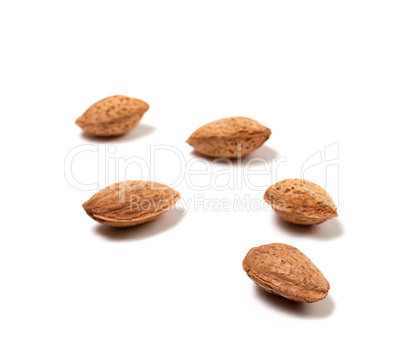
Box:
[75, 95, 149, 136]
[186, 117, 271, 158]
[82, 181, 180, 227]
[264, 179, 338, 225]
[243, 243, 330, 303]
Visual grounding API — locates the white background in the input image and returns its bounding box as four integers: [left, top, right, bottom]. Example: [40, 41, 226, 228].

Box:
[1, 1, 401, 351]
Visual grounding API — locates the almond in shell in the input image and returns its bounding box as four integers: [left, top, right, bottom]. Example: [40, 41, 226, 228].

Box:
[264, 179, 338, 225]
[75, 95, 149, 136]
[82, 181, 180, 227]
[243, 243, 330, 303]
[186, 117, 271, 158]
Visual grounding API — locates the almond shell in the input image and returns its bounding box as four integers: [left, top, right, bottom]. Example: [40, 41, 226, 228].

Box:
[186, 117, 271, 158]
[243, 243, 330, 303]
[75, 95, 149, 136]
[82, 181, 180, 227]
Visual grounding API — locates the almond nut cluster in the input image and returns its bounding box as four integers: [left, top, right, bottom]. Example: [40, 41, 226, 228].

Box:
[75, 95, 338, 305]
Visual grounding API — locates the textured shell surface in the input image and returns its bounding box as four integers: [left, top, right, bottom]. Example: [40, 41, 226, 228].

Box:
[264, 179, 338, 225]
[75, 95, 149, 136]
[82, 181, 180, 227]
[186, 117, 271, 158]
[243, 243, 330, 303]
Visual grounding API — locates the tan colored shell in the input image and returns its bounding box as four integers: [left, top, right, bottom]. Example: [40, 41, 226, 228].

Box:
[243, 243, 330, 303]
[82, 181, 180, 227]
[264, 179, 338, 225]
[75, 95, 149, 136]
[186, 117, 271, 158]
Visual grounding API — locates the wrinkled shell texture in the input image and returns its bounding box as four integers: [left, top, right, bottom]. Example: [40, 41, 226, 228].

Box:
[243, 243, 330, 303]
[264, 179, 338, 225]
[186, 117, 271, 158]
[82, 181, 180, 227]
[75, 95, 149, 136]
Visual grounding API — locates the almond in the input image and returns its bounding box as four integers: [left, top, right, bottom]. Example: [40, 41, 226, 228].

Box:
[243, 243, 330, 303]
[75, 95, 149, 136]
[264, 179, 338, 225]
[82, 181, 180, 227]
[186, 117, 271, 158]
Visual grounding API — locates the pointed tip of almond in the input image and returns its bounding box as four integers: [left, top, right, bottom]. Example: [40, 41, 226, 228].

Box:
[82, 200, 89, 213]
[142, 101, 150, 112]
[326, 204, 338, 218]
[136, 99, 150, 113]
[75, 116, 84, 128]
